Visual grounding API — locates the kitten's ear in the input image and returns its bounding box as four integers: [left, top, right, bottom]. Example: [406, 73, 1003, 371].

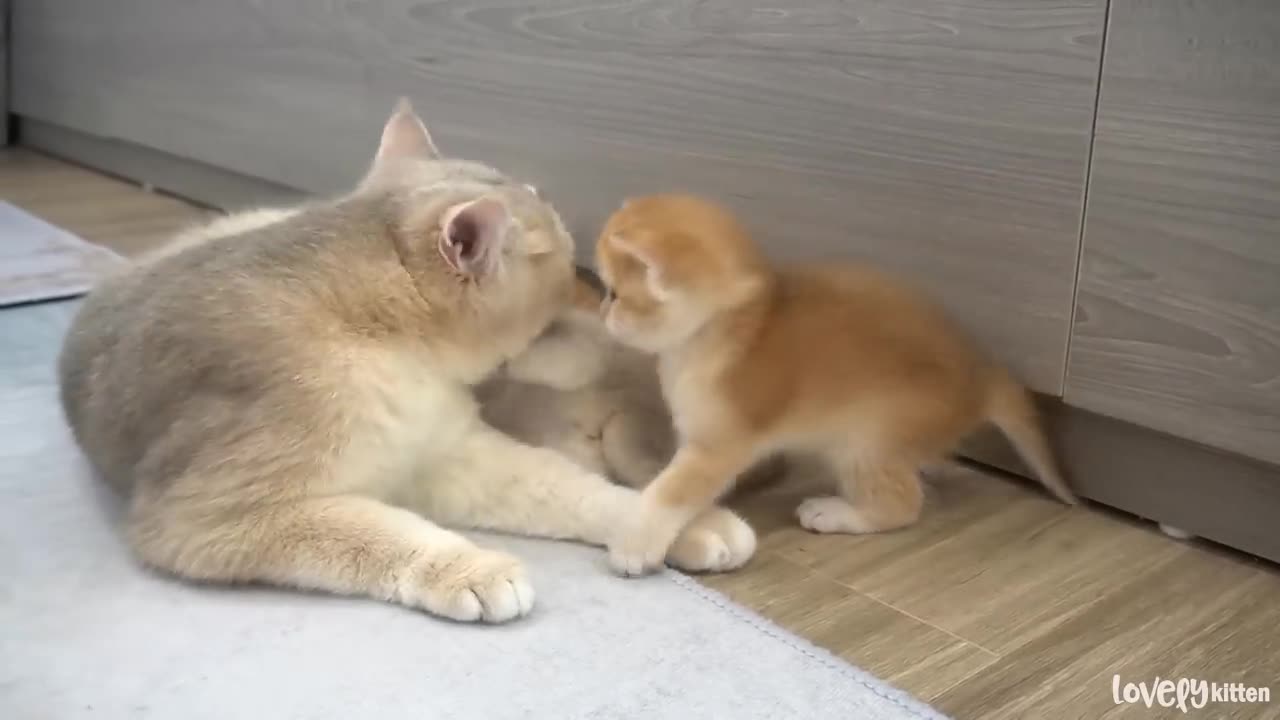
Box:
[610, 233, 671, 299]
[373, 97, 440, 167]
[438, 196, 511, 277]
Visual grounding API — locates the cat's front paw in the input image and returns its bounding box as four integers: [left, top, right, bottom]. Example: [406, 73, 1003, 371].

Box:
[405, 548, 535, 623]
[608, 508, 685, 578]
[797, 496, 867, 534]
[666, 507, 757, 573]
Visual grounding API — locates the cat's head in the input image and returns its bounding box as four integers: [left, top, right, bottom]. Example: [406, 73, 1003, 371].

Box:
[357, 98, 577, 356]
[595, 194, 770, 353]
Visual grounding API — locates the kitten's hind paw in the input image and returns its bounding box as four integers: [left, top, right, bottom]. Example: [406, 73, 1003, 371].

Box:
[667, 507, 756, 573]
[405, 548, 535, 623]
[797, 496, 864, 534]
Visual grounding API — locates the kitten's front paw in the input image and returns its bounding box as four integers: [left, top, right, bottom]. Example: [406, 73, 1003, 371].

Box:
[667, 507, 757, 573]
[608, 509, 684, 578]
[406, 548, 535, 623]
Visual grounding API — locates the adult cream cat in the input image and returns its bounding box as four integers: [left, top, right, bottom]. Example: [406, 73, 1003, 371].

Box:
[58, 102, 755, 623]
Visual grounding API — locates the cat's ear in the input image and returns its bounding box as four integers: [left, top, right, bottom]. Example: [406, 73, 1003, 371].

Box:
[438, 196, 511, 277]
[610, 233, 672, 299]
[373, 97, 440, 167]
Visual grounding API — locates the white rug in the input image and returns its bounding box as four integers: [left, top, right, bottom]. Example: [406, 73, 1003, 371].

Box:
[0, 202, 125, 307]
[0, 300, 949, 720]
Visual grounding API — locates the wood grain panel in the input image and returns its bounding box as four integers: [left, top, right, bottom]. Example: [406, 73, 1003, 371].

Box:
[934, 545, 1280, 720]
[1, 0, 8, 144]
[1066, 0, 1280, 461]
[0, 149, 211, 256]
[752, 466, 1189, 655]
[22, 119, 305, 212]
[11, 0, 1105, 392]
[965, 401, 1280, 565]
[703, 553, 999, 704]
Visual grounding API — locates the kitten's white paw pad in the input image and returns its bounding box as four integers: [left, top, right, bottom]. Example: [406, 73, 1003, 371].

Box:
[668, 508, 757, 573]
[608, 512, 683, 578]
[797, 496, 861, 534]
[410, 549, 535, 623]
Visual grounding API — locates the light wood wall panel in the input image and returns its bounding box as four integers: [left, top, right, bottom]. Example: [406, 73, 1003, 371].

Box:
[1067, 0, 1280, 463]
[12, 0, 1106, 392]
[1, 0, 9, 144]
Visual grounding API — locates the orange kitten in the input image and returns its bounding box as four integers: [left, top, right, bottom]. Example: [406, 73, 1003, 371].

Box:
[595, 194, 1076, 576]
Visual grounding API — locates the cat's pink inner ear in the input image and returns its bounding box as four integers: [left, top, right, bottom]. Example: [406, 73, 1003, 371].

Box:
[374, 97, 440, 165]
[438, 197, 511, 276]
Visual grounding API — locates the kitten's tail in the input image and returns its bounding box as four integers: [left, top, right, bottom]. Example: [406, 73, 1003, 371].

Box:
[984, 373, 1078, 505]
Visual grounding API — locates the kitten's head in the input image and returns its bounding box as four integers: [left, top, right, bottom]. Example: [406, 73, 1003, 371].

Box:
[358, 99, 577, 358]
[595, 194, 770, 353]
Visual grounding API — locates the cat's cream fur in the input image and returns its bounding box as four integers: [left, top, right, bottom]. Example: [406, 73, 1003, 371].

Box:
[480, 270, 788, 495]
[594, 194, 1076, 576]
[57, 103, 755, 623]
[481, 317, 672, 488]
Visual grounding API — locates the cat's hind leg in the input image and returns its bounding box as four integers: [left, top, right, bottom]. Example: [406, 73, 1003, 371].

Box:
[796, 448, 924, 535]
[128, 490, 534, 623]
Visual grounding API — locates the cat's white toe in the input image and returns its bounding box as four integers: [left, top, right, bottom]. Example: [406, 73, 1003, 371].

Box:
[608, 511, 682, 577]
[409, 549, 535, 623]
[472, 575, 536, 623]
[608, 532, 668, 577]
[667, 507, 756, 573]
[797, 496, 861, 534]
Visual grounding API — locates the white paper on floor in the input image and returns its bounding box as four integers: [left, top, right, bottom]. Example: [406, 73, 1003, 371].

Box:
[0, 202, 125, 307]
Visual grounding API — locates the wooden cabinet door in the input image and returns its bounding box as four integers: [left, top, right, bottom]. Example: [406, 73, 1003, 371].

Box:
[13, 0, 1105, 393]
[1067, 0, 1280, 462]
[1, 0, 8, 144]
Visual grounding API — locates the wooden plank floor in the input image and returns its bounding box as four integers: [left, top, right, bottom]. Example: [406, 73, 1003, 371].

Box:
[4, 149, 1278, 719]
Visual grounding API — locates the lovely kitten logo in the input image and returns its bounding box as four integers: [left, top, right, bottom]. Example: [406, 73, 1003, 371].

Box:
[1112, 674, 1271, 713]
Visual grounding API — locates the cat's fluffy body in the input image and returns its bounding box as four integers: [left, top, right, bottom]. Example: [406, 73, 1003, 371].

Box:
[480, 273, 786, 493]
[480, 317, 674, 489]
[594, 194, 1076, 576]
[57, 105, 755, 623]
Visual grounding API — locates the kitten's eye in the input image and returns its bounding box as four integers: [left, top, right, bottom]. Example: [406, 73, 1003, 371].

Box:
[604, 288, 617, 303]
